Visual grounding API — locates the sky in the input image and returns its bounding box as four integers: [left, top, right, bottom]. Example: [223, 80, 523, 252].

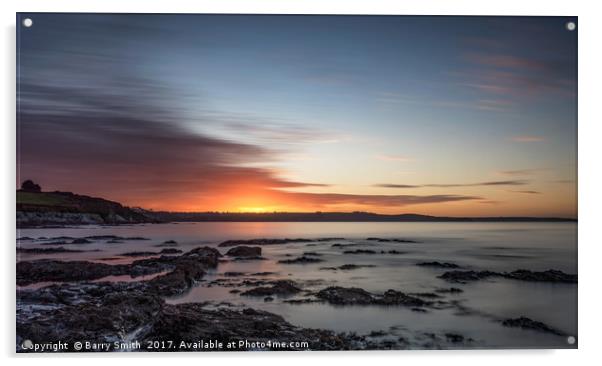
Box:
[17, 14, 577, 217]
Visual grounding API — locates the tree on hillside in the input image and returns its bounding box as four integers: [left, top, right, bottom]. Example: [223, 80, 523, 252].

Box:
[21, 180, 41, 193]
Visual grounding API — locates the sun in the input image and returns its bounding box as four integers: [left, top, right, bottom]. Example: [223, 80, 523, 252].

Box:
[238, 206, 268, 213]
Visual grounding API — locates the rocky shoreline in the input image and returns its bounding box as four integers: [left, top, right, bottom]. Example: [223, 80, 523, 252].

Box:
[16, 237, 577, 352]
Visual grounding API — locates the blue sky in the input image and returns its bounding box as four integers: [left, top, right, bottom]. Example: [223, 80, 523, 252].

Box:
[17, 14, 577, 216]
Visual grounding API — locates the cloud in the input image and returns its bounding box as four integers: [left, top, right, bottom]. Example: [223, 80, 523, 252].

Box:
[508, 190, 541, 194]
[511, 135, 545, 142]
[375, 180, 528, 189]
[498, 168, 545, 176]
[18, 81, 478, 212]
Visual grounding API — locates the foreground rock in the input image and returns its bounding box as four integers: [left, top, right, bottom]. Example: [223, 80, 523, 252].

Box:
[17, 247, 88, 254]
[501, 317, 566, 336]
[16, 246, 221, 289]
[438, 269, 577, 284]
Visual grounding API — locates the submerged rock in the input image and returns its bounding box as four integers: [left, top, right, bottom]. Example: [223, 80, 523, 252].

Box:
[241, 280, 301, 297]
[225, 246, 262, 258]
[501, 317, 566, 336]
[278, 256, 324, 264]
[343, 249, 377, 255]
[316, 287, 374, 305]
[438, 269, 577, 284]
[504, 269, 577, 283]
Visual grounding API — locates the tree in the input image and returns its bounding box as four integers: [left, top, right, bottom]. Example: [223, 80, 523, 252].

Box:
[21, 180, 41, 193]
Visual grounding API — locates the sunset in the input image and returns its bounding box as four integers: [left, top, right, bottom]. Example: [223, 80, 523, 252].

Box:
[16, 13, 577, 352]
[17, 15, 576, 217]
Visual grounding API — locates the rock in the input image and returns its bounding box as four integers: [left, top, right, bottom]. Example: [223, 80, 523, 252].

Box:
[316, 287, 430, 307]
[445, 333, 465, 343]
[382, 250, 406, 255]
[316, 287, 374, 305]
[438, 270, 498, 283]
[417, 261, 461, 269]
[366, 237, 418, 243]
[241, 280, 301, 297]
[501, 317, 566, 336]
[17, 260, 130, 286]
[278, 256, 323, 264]
[264, 296, 274, 302]
[251, 272, 276, 276]
[71, 238, 92, 244]
[439, 269, 577, 284]
[225, 246, 262, 258]
[163, 240, 178, 244]
[320, 264, 376, 271]
[376, 290, 430, 307]
[343, 249, 376, 255]
[503, 269, 577, 283]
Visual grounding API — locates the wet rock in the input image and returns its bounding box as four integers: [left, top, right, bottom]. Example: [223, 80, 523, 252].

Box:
[138, 304, 366, 351]
[445, 333, 465, 343]
[503, 269, 577, 283]
[501, 317, 566, 336]
[316, 287, 374, 305]
[229, 289, 241, 294]
[366, 237, 418, 243]
[251, 272, 276, 276]
[241, 280, 301, 297]
[225, 246, 262, 258]
[376, 290, 430, 307]
[343, 249, 376, 255]
[283, 298, 324, 304]
[410, 292, 443, 299]
[381, 250, 406, 255]
[163, 240, 178, 245]
[417, 261, 461, 269]
[17, 260, 130, 286]
[278, 256, 324, 264]
[106, 240, 124, 244]
[439, 269, 577, 284]
[264, 296, 274, 302]
[71, 238, 92, 244]
[321, 264, 376, 271]
[438, 270, 498, 283]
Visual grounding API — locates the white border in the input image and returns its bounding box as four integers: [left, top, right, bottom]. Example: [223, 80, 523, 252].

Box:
[2, 1, 600, 365]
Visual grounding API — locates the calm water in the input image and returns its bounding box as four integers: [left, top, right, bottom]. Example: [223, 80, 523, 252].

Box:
[17, 222, 578, 349]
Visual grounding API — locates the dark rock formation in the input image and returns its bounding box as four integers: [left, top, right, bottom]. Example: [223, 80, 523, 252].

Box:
[278, 256, 323, 264]
[21, 180, 41, 193]
[501, 317, 566, 336]
[316, 287, 374, 305]
[343, 249, 376, 255]
[241, 280, 301, 297]
[225, 246, 262, 258]
[438, 269, 577, 284]
[366, 237, 418, 243]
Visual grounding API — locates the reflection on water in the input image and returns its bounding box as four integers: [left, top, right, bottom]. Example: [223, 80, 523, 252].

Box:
[17, 222, 577, 348]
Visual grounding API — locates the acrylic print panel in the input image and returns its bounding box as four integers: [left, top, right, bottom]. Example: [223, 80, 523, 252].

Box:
[16, 13, 577, 352]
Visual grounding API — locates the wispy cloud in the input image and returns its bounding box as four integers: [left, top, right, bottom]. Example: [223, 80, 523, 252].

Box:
[498, 168, 545, 176]
[375, 180, 528, 189]
[511, 135, 545, 142]
[508, 190, 541, 194]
